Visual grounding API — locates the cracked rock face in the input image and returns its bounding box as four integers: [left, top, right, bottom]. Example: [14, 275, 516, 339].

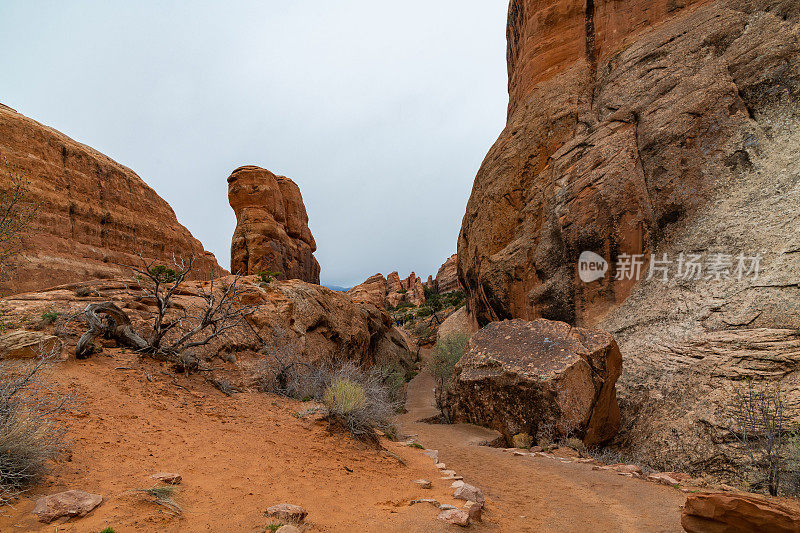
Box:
[458, 0, 800, 327]
[228, 166, 320, 284]
[459, 0, 800, 479]
[0, 105, 224, 295]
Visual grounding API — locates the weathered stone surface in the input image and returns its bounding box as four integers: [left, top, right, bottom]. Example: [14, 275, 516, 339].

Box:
[266, 503, 307, 523]
[0, 330, 61, 359]
[32, 490, 102, 523]
[346, 273, 388, 308]
[228, 165, 319, 283]
[150, 472, 182, 485]
[413, 479, 432, 489]
[435, 254, 460, 294]
[453, 483, 485, 504]
[682, 492, 800, 533]
[437, 508, 470, 527]
[436, 307, 473, 341]
[465, 501, 483, 522]
[458, 0, 800, 480]
[0, 105, 224, 295]
[459, 0, 799, 326]
[445, 319, 621, 447]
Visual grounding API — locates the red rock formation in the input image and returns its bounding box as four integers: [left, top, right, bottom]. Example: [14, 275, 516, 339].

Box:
[346, 273, 388, 308]
[682, 492, 800, 533]
[458, 0, 800, 326]
[459, 0, 800, 479]
[0, 104, 224, 295]
[228, 166, 319, 283]
[347, 271, 426, 309]
[445, 319, 621, 447]
[0, 276, 415, 374]
[435, 254, 460, 294]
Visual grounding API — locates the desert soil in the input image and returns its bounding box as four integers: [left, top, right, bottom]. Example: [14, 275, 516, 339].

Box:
[0, 344, 686, 532]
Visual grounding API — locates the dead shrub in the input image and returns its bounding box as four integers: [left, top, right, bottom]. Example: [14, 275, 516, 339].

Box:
[729, 380, 793, 496]
[0, 347, 70, 505]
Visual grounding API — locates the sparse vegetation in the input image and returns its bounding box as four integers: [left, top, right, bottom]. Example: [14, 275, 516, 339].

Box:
[0, 348, 70, 505]
[407, 442, 424, 449]
[75, 255, 257, 370]
[40, 311, 58, 324]
[429, 333, 468, 422]
[258, 270, 282, 284]
[133, 484, 182, 514]
[100, 528, 116, 533]
[321, 364, 398, 442]
[729, 380, 794, 496]
[512, 433, 534, 449]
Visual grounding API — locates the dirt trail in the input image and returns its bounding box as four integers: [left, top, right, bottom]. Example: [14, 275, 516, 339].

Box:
[398, 345, 686, 532]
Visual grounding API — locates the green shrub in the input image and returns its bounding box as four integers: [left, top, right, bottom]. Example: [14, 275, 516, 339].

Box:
[416, 307, 433, 318]
[430, 333, 469, 421]
[512, 432, 534, 449]
[100, 528, 116, 533]
[40, 311, 58, 324]
[324, 379, 366, 415]
[258, 270, 282, 284]
[148, 265, 177, 283]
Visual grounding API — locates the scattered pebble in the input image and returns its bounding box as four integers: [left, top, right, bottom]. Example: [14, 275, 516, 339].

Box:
[150, 472, 182, 485]
[437, 508, 470, 527]
[266, 503, 307, 523]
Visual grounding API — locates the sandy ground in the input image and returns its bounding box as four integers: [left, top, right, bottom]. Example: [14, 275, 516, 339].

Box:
[0, 342, 687, 532]
[0, 350, 463, 532]
[398, 346, 687, 533]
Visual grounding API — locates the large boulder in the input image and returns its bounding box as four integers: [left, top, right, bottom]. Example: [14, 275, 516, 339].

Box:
[228, 166, 320, 283]
[0, 104, 224, 295]
[682, 492, 800, 533]
[445, 319, 621, 447]
[458, 0, 799, 326]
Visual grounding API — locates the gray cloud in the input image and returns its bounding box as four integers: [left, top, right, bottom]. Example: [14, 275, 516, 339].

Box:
[0, 1, 508, 287]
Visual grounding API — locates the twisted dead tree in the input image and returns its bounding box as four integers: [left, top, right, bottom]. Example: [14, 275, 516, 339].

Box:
[75, 254, 257, 370]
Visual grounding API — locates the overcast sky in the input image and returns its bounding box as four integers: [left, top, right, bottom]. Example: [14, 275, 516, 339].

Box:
[0, 1, 508, 287]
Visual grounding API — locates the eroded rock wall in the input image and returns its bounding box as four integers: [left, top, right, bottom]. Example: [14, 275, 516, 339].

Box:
[0, 104, 224, 294]
[459, 0, 800, 479]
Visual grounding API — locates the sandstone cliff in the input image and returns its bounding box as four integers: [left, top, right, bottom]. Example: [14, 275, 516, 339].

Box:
[458, 0, 800, 478]
[435, 254, 460, 294]
[0, 104, 224, 294]
[228, 166, 320, 284]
